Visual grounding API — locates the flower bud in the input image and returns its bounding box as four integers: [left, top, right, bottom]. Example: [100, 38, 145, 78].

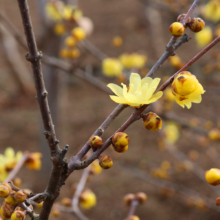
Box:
[128, 216, 140, 220]
[61, 197, 72, 207]
[205, 168, 220, 186]
[5, 191, 17, 205]
[71, 27, 86, 41]
[135, 192, 147, 204]
[65, 36, 77, 47]
[99, 156, 113, 169]
[0, 183, 11, 198]
[69, 48, 80, 59]
[172, 71, 198, 96]
[79, 189, 97, 209]
[0, 203, 14, 219]
[216, 197, 220, 206]
[169, 22, 185, 37]
[113, 144, 128, 153]
[208, 129, 220, 140]
[123, 193, 135, 206]
[14, 190, 27, 203]
[54, 23, 66, 35]
[89, 136, 103, 148]
[188, 18, 205, 33]
[177, 14, 191, 23]
[13, 178, 22, 188]
[51, 209, 60, 217]
[142, 112, 162, 131]
[60, 49, 70, 58]
[112, 36, 123, 47]
[11, 210, 26, 220]
[112, 132, 129, 149]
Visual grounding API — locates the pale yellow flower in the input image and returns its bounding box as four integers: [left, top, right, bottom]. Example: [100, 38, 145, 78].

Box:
[102, 58, 123, 77]
[172, 71, 205, 109]
[202, 0, 220, 22]
[164, 122, 179, 144]
[195, 26, 212, 48]
[108, 73, 163, 108]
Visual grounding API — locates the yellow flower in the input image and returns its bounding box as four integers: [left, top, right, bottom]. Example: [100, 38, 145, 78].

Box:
[79, 189, 96, 209]
[164, 122, 179, 144]
[202, 0, 220, 22]
[171, 71, 205, 109]
[71, 27, 86, 41]
[45, 2, 62, 21]
[107, 73, 163, 108]
[195, 26, 212, 48]
[54, 23, 66, 35]
[102, 58, 123, 77]
[119, 53, 147, 69]
[205, 168, 220, 185]
[25, 153, 42, 170]
[73, 9, 83, 21]
[112, 36, 123, 47]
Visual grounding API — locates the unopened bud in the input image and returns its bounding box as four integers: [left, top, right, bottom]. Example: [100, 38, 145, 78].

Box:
[99, 156, 113, 169]
[61, 197, 72, 207]
[205, 168, 220, 186]
[123, 194, 135, 206]
[112, 132, 129, 148]
[0, 202, 14, 219]
[14, 190, 27, 203]
[5, 191, 17, 205]
[142, 112, 162, 131]
[51, 209, 60, 217]
[208, 129, 220, 140]
[89, 136, 103, 148]
[169, 22, 185, 37]
[188, 18, 205, 33]
[177, 14, 191, 23]
[13, 178, 22, 188]
[0, 183, 11, 198]
[135, 192, 147, 204]
[79, 189, 97, 209]
[11, 210, 26, 220]
[216, 197, 220, 206]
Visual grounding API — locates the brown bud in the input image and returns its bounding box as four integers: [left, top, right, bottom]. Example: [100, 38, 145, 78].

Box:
[112, 132, 129, 153]
[89, 136, 103, 148]
[177, 14, 191, 23]
[0, 183, 12, 198]
[61, 197, 72, 207]
[99, 156, 113, 169]
[14, 190, 27, 203]
[0, 202, 14, 219]
[123, 194, 135, 206]
[135, 192, 147, 204]
[216, 197, 220, 206]
[187, 18, 205, 33]
[142, 112, 162, 131]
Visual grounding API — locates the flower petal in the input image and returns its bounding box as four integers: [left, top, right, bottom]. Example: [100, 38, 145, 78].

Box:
[107, 83, 123, 97]
[109, 95, 128, 104]
[122, 83, 138, 103]
[129, 73, 141, 92]
[144, 86, 157, 101]
[141, 77, 152, 87]
[149, 78, 161, 89]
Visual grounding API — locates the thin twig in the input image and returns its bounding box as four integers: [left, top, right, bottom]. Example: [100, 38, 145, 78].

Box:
[72, 167, 90, 220]
[4, 155, 28, 183]
[126, 200, 139, 219]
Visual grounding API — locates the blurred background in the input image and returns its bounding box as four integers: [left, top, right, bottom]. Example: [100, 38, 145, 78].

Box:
[1, 0, 220, 219]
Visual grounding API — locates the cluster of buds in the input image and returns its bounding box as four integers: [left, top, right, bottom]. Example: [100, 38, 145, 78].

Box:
[142, 112, 162, 131]
[123, 192, 147, 219]
[0, 183, 27, 219]
[60, 27, 86, 59]
[169, 14, 205, 37]
[112, 132, 130, 153]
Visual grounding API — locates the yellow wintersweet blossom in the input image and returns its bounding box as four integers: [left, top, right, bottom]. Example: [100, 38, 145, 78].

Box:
[164, 122, 179, 144]
[195, 26, 212, 48]
[108, 73, 163, 108]
[171, 71, 205, 109]
[119, 53, 147, 69]
[202, 0, 220, 23]
[25, 153, 42, 170]
[0, 148, 22, 182]
[102, 58, 123, 77]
